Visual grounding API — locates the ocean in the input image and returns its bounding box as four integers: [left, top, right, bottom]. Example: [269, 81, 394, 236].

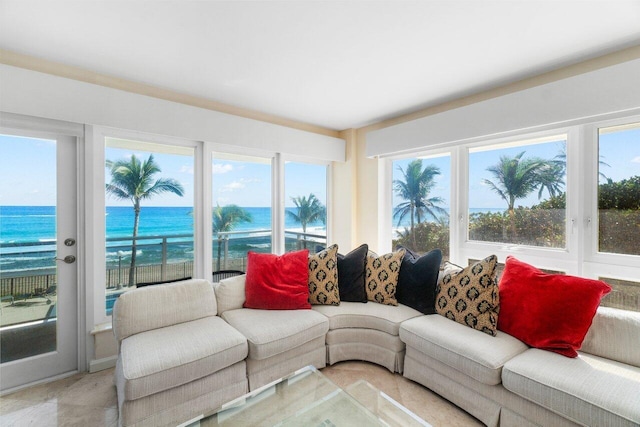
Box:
[0, 205, 504, 276]
[0, 206, 327, 275]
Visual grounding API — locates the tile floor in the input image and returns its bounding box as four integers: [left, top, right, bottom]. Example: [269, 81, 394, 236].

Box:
[0, 361, 482, 427]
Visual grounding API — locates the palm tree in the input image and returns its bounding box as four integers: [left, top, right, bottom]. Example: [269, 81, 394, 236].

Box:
[106, 154, 184, 287]
[212, 204, 253, 233]
[393, 159, 446, 248]
[212, 204, 252, 269]
[287, 194, 325, 248]
[554, 146, 610, 182]
[483, 151, 564, 237]
[483, 152, 546, 215]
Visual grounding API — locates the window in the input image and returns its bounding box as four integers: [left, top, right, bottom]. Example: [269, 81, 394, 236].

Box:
[212, 153, 272, 271]
[468, 136, 567, 248]
[597, 123, 640, 256]
[104, 138, 194, 314]
[284, 161, 328, 254]
[391, 155, 450, 260]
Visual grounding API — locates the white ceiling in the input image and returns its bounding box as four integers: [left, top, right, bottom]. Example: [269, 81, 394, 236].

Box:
[1, 1, 640, 131]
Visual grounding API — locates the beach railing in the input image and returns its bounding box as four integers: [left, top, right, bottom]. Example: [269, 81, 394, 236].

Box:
[1, 229, 327, 297]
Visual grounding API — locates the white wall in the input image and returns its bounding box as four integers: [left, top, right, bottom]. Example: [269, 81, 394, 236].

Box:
[367, 58, 640, 156]
[0, 64, 345, 161]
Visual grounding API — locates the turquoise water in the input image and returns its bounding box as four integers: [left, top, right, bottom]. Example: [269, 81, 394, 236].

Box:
[0, 206, 327, 274]
[0, 205, 503, 275]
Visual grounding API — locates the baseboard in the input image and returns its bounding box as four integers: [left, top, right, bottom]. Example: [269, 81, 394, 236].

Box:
[89, 355, 117, 373]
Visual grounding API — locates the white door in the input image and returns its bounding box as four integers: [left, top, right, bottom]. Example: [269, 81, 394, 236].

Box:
[0, 131, 78, 392]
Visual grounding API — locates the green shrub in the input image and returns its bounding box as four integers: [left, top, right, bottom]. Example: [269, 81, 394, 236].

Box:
[393, 221, 450, 260]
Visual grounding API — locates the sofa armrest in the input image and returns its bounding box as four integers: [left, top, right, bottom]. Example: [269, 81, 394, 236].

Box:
[112, 279, 217, 343]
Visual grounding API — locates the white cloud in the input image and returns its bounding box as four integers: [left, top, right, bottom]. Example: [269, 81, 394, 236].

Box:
[221, 181, 245, 192]
[180, 165, 194, 174]
[213, 164, 233, 174]
[631, 156, 640, 164]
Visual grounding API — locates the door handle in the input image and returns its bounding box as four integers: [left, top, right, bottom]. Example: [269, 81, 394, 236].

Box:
[55, 255, 76, 264]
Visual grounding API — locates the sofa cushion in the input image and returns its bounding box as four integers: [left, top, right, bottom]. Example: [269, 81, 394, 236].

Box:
[244, 250, 311, 310]
[308, 244, 340, 305]
[580, 306, 640, 368]
[117, 316, 247, 401]
[214, 274, 246, 315]
[365, 249, 405, 305]
[221, 308, 329, 360]
[312, 301, 421, 336]
[113, 279, 217, 342]
[498, 256, 611, 357]
[503, 348, 640, 426]
[436, 254, 499, 336]
[118, 362, 247, 427]
[326, 328, 405, 352]
[396, 248, 442, 314]
[399, 315, 528, 385]
[337, 244, 369, 303]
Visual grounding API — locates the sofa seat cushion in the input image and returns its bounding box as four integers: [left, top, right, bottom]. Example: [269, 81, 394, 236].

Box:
[221, 308, 328, 360]
[118, 316, 248, 401]
[312, 301, 421, 335]
[503, 348, 640, 426]
[399, 315, 528, 385]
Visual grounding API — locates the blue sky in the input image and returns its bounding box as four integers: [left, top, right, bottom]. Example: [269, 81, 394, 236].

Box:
[0, 140, 327, 208]
[0, 134, 57, 206]
[392, 128, 640, 210]
[211, 158, 327, 207]
[1, 129, 637, 208]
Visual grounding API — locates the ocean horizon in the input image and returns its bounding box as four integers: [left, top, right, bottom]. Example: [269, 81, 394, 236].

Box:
[0, 205, 505, 275]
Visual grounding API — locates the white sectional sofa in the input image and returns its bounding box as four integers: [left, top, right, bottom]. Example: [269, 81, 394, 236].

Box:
[113, 275, 640, 427]
[112, 279, 249, 427]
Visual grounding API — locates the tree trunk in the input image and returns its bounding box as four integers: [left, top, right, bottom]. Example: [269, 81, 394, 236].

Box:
[128, 202, 140, 287]
[410, 205, 417, 249]
[302, 224, 307, 249]
[508, 197, 517, 241]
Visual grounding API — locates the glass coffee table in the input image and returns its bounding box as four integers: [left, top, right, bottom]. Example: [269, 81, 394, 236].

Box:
[183, 365, 430, 426]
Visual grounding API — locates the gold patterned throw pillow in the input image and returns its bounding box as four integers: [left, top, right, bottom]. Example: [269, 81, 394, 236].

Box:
[436, 255, 500, 336]
[365, 249, 405, 306]
[308, 244, 340, 305]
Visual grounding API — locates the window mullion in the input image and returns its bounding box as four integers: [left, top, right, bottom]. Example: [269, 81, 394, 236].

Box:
[272, 153, 285, 254]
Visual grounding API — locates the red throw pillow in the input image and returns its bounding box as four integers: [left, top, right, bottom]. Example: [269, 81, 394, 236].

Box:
[244, 250, 311, 310]
[498, 256, 611, 357]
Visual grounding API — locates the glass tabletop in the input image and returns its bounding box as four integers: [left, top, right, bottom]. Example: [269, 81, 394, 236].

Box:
[345, 379, 430, 427]
[183, 365, 430, 427]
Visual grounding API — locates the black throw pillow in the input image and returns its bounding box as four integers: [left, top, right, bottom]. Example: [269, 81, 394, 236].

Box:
[337, 244, 369, 303]
[396, 247, 442, 314]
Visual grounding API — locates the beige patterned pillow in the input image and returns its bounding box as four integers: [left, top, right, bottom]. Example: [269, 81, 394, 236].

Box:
[308, 244, 340, 305]
[365, 249, 405, 306]
[436, 255, 500, 336]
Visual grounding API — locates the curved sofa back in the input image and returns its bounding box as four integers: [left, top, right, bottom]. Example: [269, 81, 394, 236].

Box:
[581, 306, 640, 367]
[113, 279, 217, 343]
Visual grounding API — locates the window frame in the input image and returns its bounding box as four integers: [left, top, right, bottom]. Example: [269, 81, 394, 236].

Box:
[89, 126, 201, 326]
[89, 128, 334, 325]
[282, 155, 332, 254]
[385, 118, 640, 294]
[386, 150, 454, 259]
[459, 128, 576, 273]
[583, 115, 640, 271]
